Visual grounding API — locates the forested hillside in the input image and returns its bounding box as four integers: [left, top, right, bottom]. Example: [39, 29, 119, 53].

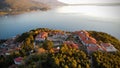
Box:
[0, 0, 50, 13]
[88, 31, 120, 68]
[0, 28, 120, 68]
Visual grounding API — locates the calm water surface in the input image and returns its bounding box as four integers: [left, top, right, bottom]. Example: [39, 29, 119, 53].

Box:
[0, 5, 120, 39]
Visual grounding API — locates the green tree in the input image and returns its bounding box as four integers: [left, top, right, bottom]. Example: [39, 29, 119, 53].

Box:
[64, 65, 69, 68]
[21, 37, 34, 52]
[71, 60, 77, 68]
[19, 49, 26, 57]
[43, 40, 53, 50]
[78, 64, 81, 68]
[55, 58, 60, 66]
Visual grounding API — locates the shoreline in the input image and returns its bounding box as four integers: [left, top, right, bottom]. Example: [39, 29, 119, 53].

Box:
[0, 8, 50, 16]
[0, 28, 119, 42]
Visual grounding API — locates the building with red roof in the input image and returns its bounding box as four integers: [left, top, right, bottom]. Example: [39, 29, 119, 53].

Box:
[64, 41, 79, 49]
[100, 43, 117, 52]
[14, 57, 23, 65]
[74, 30, 97, 47]
[74, 30, 117, 53]
[86, 44, 104, 54]
[87, 46, 99, 53]
[53, 47, 60, 53]
[35, 32, 48, 41]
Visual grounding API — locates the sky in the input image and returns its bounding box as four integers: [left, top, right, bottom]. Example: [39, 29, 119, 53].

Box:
[58, 0, 120, 4]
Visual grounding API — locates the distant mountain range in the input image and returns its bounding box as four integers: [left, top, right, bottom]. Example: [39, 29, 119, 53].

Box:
[0, 0, 51, 11]
[0, 0, 65, 13]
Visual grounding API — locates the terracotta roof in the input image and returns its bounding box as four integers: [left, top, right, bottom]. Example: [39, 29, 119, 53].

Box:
[14, 57, 23, 62]
[87, 46, 99, 51]
[100, 46, 107, 51]
[64, 41, 78, 49]
[101, 43, 111, 47]
[100, 43, 117, 52]
[75, 30, 97, 45]
[53, 48, 59, 53]
[35, 32, 48, 39]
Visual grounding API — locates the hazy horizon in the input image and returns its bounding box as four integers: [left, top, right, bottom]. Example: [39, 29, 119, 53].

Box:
[58, 0, 120, 4]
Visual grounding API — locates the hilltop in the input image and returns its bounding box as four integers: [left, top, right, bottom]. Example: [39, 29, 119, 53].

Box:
[0, 28, 120, 68]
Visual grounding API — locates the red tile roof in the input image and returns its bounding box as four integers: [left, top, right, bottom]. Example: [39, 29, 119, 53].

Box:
[53, 48, 59, 53]
[87, 46, 99, 51]
[101, 43, 111, 47]
[14, 57, 23, 62]
[75, 31, 116, 52]
[35, 32, 48, 39]
[75, 30, 97, 45]
[64, 41, 79, 49]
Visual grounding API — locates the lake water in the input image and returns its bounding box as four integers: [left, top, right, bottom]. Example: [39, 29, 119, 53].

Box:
[0, 5, 120, 40]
